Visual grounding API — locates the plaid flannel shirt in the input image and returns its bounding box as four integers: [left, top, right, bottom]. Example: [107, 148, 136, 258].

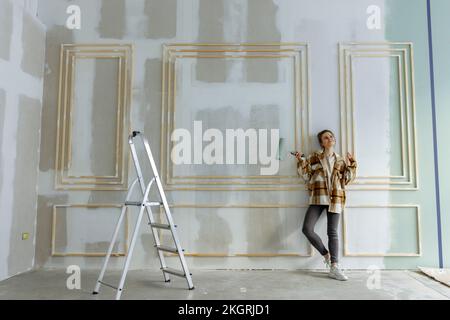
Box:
[297, 149, 357, 214]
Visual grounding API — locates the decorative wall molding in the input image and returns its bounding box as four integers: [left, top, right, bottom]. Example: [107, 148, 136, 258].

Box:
[161, 43, 310, 191]
[55, 44, 133, 190]
[342, 204, 421, 257]
[339, 42, 418, 190]
[51, 204, 129, 257]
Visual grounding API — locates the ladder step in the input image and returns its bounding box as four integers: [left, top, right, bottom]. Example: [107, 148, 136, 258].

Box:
[155, 245, 180, 253]
[98, 280, 118, 290]
[150, 223, 171, 230]
[146, 201, 163, 207]
[124, 201, 141, 206]
[125, 201, 163, 207]
[161, 267, 187, 278]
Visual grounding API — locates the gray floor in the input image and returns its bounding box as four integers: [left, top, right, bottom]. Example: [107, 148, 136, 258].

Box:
[0, 269, 449, 300]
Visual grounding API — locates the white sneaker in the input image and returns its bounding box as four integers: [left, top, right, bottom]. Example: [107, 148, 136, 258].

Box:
[328, 264, 348, 281]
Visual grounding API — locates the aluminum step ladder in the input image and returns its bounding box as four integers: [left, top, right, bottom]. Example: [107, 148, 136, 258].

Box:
[93, 131, 194, 300]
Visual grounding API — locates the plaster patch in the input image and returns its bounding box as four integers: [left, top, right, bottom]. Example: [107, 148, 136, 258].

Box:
[195, 59, 229, 83]
[194, 210, 233, 254]
[39, 26, 74, 172]
[144, 0, 177, 39]
[142, 59, 163, 151]
[0, 0, 13, 61]
[88, 59, 119, 176]
[246, 58, 279, 83]
[98, 0, 126, 39]
[246, 0, 280, 82]
[198, 0, 225, 42]
[247, 0, 281, 42]
[21, 11, 46, 78]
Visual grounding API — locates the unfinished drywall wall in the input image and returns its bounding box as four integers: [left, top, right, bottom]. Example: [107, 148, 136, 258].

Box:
[33, 0, 440, 272]
[8, 95, 42, 275]
[0, 0, 46, 281]
[0, 0, 13, 61]
[21, 9, 45, 78]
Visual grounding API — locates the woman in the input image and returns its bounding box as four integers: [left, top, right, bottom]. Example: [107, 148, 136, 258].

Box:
[294, 130, 357, 281]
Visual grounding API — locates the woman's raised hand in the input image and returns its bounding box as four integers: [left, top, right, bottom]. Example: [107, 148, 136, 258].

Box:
[346, 152, 354, 162]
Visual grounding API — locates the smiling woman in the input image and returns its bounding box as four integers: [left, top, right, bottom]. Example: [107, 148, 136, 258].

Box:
[294, 129, 357, 281]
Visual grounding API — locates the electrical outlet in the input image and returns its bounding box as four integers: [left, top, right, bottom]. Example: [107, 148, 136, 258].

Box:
[22, 233, 29, 240]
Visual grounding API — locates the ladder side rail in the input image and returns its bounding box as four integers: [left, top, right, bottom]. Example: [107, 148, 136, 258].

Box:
[129, 136, 148, 194]
[115, 179, 154, 300]
[139, 134, 194, 289]
[142, 184, 171, 282]
[129, 133, 171, 282]
[93, 178, 139, 294]
[140, 135, 176, 228]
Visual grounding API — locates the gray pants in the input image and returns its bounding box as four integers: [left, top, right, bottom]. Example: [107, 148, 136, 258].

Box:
[302, 205, 340, 264]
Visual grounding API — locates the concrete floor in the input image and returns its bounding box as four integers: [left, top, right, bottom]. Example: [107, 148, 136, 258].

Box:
[0, 269, 449, 300]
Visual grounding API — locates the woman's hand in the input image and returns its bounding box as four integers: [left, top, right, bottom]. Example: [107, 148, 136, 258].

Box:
[344, 152, 357, 184]
[294, 151, 303, 161]
[346, 152, 355, 162]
